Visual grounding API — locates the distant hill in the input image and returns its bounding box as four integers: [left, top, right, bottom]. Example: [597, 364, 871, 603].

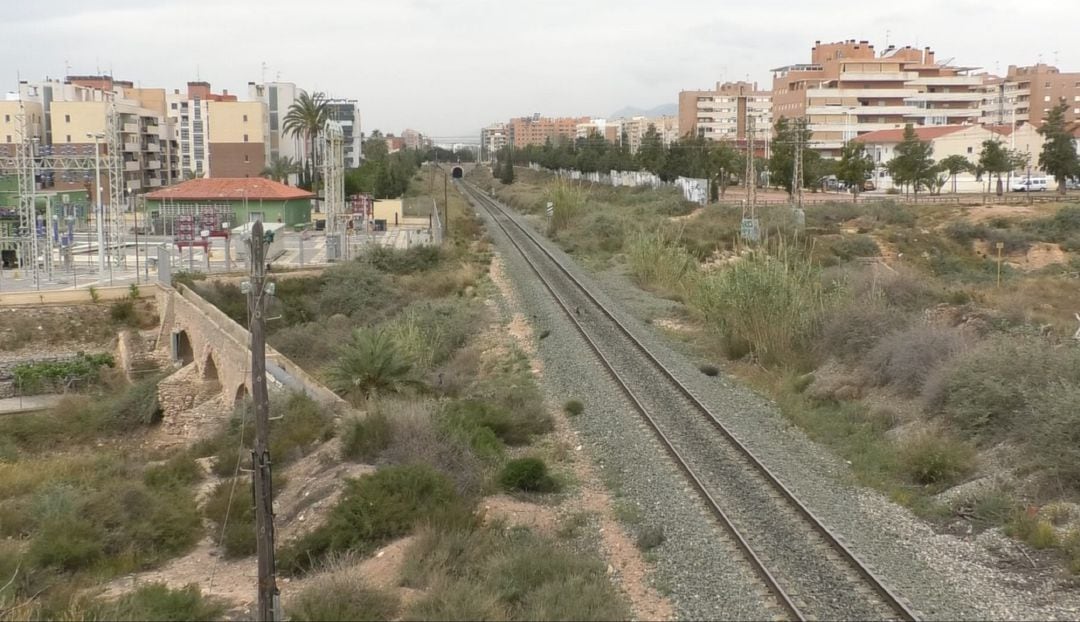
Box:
[609, 103, 677, 119]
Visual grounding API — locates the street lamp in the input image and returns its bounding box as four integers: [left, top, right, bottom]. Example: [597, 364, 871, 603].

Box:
[86, 132, 106, 277]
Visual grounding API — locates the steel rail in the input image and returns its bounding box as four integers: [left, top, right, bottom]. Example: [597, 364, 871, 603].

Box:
[461, 181, 917, 621]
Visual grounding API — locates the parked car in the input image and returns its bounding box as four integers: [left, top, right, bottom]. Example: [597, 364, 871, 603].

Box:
[1066, 177, 1080, 191]
[1011, 177, 1048, 192]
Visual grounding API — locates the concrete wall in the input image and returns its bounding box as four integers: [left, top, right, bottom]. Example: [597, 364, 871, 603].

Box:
[0, 283, 157, 307]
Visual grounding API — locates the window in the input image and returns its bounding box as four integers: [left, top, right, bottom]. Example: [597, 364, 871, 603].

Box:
[1045, 95, 1052, 102]
[171, 103, 177, 110]
[5, 135, 10, 143]
[64, 114, 70, 123]
[967, 146, 973, 154]
[244, 154, 250, 163]
[242, 114, 248, 122]
[243, 134, 249, 142]
[66, 135, 71, 142]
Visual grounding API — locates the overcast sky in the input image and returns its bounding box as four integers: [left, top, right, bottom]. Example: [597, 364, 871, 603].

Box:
[3, 0, 1076, 141]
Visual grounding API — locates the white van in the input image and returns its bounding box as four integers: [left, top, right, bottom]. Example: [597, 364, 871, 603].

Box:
[1011, 177, 1048, 192]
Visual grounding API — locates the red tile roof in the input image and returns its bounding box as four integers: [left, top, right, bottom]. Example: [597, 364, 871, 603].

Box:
[854, 125, 969, 144]
[145, 178, 315, 201]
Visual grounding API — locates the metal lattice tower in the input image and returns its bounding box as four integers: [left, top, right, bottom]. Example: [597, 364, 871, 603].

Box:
[792, 118, 805, 211]
[322, 121, 346, 260]
[106, 102, 126, 268]
[13, 106, 37, 281]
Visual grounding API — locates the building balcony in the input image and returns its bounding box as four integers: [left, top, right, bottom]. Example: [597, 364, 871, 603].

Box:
[905, 76, 985, 87]
[807, 88, 918, 99]
[123, 142, 140, 152]
[837, 72, 915, 82]
[807, 105, 916, 116]
[144, 143, 160, 153]
[146, 178, 162, 188]
[126, 179, 143, 191]
[147, 160, 161, 169]
[124, 160, 141, 171]
[122, 123, 140, 133]
[905, 92, 984, 102]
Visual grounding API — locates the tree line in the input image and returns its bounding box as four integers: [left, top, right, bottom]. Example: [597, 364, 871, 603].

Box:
[494, 102, 1080, 199]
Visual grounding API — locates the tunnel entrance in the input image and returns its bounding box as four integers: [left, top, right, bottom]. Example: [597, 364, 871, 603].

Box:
[451, 166, 463, 179]
[173, 330, 195, 365]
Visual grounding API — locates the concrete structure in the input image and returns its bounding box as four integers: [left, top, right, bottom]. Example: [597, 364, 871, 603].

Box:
[146, 177, 314, 227]
[326, 98, 362, 167]
[165, 82, 239, 179]
[679, 81, 772, 142]
[980, 64, 1080, 128]
[247, 81, 304, 175]
[772, 40, 985, 156]
[480, 123, 509, 161]
[509, 115, 590, 148]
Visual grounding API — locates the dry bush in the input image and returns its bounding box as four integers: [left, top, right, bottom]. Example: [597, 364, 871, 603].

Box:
[897, 427, 977, 486]
[817, 300, 910, 363]
[377, 399, 486, 498]
[863, 323, 971, 396]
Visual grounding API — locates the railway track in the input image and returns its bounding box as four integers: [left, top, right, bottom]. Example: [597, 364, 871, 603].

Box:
[460, 181, 918, 621]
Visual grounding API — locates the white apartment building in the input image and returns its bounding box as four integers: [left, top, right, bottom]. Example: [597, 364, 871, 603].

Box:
[248, 81, 304, 170]
[480, 123, 508, 161]
[326, 98, 362, 168]
[621, 116, 679, 154]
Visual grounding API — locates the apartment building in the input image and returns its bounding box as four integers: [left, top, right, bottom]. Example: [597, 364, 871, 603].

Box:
[508, 115, 589, 148]
[15, 77, 178, 195]
[326, 99, 362, 167]
[402, 129, 424, 151]
[980, 64, 1080, 127]
[678, 81, 772, 142]
[480, 123, 509, 161]
[575, 118, 623, 143]
[248, 81, 303, 170]
[771, 40, 984, 156]
[0, 100, 44, 157]
[621, 115, 679, 154]
[206, 100, 267, 178]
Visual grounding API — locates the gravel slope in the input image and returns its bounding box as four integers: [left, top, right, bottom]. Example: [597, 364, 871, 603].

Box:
[467, 182, 1080, 621]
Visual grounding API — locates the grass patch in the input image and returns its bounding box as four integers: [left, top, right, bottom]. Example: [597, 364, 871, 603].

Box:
[288, 571, 400, 621]
[278, 464, 474, 575]
[897, 429, 976, 487]
[563, 399, 585, 416]
[341, 410, 393, 463]
[402, 523, 629, 621]
[83, 582, 227, 621]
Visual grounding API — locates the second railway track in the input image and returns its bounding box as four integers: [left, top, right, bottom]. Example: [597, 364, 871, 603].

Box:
[461, 180, 919, 622]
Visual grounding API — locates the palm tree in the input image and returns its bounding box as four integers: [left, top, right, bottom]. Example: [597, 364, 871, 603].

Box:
[261, 155, 298, 184]
[282, 91, 329, 190]
[327, 327, 421, 404]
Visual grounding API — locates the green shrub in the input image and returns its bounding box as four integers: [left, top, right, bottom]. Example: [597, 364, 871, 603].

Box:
[365, 245, 444, 274]
[288, 574, 400, 621]
[564, 399, 585, 416]
[112, 374, 164, 426]
[945, 221, 989, 243]
[441, 398, 545, 448]
[109, 299, 137, 325]
[698, 364, 720, 377]
[898, 431, 976, 486]
[546, 180, 588, 234]
[202, 475, 286, 558]
[144, 453, 203, 489]
[985, 228, 1034, 254]
[88, 582, 227, 621]
[499, 458, 559, 493]
[208, 393, 334, 478]
[830, 235, 880, 260]
[279, 465, 472, 575]
[28, 515, 105, 571]
[341, 410, 393, 462]
[12, 353, 115, 394]
[1022, 381, 1080, 490]
[384, 300, 480, 372]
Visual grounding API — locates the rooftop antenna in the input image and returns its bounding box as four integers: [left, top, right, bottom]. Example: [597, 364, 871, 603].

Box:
[1054, 50, 1059, 65]
[885, 29, 890, 48]
[261, 61, 267, 83]
[64, 59, 71, 77]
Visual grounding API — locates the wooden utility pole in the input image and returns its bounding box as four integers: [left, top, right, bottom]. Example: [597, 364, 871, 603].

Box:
[247, 220, 280, 621]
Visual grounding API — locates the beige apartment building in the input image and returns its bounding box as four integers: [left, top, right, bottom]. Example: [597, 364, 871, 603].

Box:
[575, 119, 623, 143]
[0, 101, 44, 156]
[771, 40, 984, 156]
[678, 81, 772, 142]
[981, 63, 1080, 128]
[621, 115, 679, 154]
[207, 101, 267, 178]
[509, 115, 589, 148]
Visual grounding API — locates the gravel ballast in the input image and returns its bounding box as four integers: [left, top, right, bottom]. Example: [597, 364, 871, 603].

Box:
[467, 181, 1080, 621]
